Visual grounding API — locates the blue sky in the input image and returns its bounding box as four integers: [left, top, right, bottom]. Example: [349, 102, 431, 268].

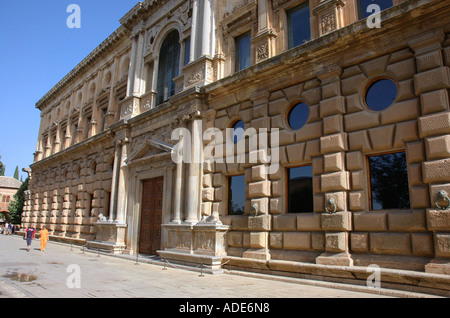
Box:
[0, 0, 138, 180]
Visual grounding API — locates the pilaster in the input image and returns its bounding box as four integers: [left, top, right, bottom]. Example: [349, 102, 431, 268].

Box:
[315, 64, 353, 266]
[185, 111, 203, 224]
[409, 31, 450, 274]
[253, 0, 277, 64]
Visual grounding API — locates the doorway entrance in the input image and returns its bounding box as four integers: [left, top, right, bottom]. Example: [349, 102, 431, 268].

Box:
[139, 177, 164, 255]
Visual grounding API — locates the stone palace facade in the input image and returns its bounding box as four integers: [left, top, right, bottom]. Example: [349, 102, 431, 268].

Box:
[23, 0, 450, 293]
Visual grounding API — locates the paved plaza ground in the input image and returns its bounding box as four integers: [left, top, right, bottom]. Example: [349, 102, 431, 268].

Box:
[0, 234, 440, 303]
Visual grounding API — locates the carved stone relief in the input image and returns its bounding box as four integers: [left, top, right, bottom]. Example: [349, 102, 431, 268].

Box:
[320, 10, 337, 35]
[257, 42, 269, 62]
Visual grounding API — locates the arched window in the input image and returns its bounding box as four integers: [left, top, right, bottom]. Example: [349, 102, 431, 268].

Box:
[156, 30, 180, 105]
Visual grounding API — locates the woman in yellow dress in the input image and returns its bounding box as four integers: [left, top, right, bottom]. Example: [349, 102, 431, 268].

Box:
[39, 226, 49, 251]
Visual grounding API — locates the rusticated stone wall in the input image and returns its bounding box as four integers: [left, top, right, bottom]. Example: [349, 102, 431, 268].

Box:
[25, 0, 450, 279]
[22, 138, 115, 241]
[204, 2, 450, 272]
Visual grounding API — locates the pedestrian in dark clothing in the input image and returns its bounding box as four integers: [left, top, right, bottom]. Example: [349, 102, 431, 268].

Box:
[24, 226, 36, 252]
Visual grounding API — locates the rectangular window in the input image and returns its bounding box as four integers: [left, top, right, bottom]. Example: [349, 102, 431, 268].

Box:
[184, 37, 191, 66]
[287, 165, 313, 213]
[235, 32, 251, 72]
[287, 3, 311, 49]
[88, 193, 93, 216]
[228, 175, 245, 215]
[358, 0, 393, 19]
[368, 151, 410, 210]
[85, 116, 92, 139]
[101, 108, 107, 132]
[105, 191, 111, 218]
[61, 128, 66, 150]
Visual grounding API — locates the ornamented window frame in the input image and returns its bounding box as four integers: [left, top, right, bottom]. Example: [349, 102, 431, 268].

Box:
[220, 1, 257, 75]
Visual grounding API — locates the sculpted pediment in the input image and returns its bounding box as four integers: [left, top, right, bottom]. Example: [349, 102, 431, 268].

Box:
[126, 139, 174, 165]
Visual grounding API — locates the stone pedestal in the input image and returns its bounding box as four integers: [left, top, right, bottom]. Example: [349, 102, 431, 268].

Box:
[242, 215, 272, 261]
[316, 211, 353, 266]
[87, 221, 127, 254]
[119, 95, 140, 119]
[183, 56, 215, 89]
[425, 208, 450, 274]
[158, 222, 230, 273]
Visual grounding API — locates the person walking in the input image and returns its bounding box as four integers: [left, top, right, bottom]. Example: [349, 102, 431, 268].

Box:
[39, 226, 49, 251]
[24, 225, 36, 252]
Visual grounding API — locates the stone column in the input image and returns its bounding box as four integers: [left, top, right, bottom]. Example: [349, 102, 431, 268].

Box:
[89, 135, 128, 253]
[201, 0, 214, 58]
[53, 123, 61, 154]
[44, 133, 51, 158]
[190, 0, 200, 62]
[103, 55, 120, 129]
[409, 31, 450, 274]
[115, 137, 130, 224]
[172, 119, 188, 224]
[133, 29, 145, 96]
[185, 112, 202, 223]
[34, 137, 43, 162]
[315, 65, 353, 266]
[183, 0, 215, 88]
[109, 141, 122, 222]
[127, 34, 139, 97]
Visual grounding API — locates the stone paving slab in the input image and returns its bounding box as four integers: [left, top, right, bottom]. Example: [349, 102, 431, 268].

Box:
[0, 235, 438, 300]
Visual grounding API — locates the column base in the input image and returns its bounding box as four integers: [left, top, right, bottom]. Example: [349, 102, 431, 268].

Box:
[159, 222, 230, 272]
[87, 241, 127, 254]
[316, 252, 354, 266]
[242, 248, 271, 261]
[157, 250, 225, 274]
[425, 258, 450, 275]
[88, 221, 127, 254]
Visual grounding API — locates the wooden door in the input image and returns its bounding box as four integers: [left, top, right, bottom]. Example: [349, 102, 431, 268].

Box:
[139, 177, 164, 255]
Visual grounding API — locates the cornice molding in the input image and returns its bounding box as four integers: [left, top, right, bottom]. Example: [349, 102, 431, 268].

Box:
[36, 26, 130, 111]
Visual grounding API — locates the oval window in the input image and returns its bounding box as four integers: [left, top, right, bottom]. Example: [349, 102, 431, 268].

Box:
[232, 120, 245, 144]
[365, 78, 397, 111]
[287, 102, 309, 130]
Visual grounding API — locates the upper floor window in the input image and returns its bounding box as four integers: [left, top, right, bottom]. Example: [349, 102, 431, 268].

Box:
[156, 30, 180, 106]
[287, 2, 311, 49]
[235, 32, 251, 72]
[100, 108, 107, 132]
[358, 0, 393, 19]
[184, 37, 191, 66]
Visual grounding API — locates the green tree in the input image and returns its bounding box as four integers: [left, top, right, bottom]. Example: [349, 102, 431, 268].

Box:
[0, 155, 5, 176]
[8, 177, 28, 224]
[13, 165, 19, 180]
